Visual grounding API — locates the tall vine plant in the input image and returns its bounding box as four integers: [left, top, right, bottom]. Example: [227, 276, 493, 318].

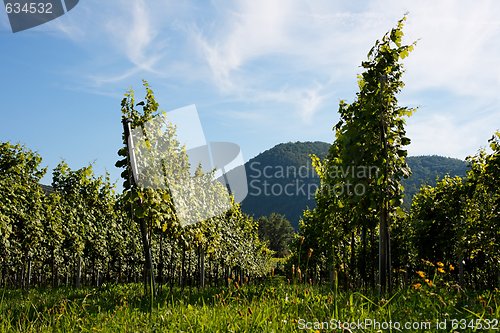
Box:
[302, 16, 416, 293]
[116, 81, 180, 300]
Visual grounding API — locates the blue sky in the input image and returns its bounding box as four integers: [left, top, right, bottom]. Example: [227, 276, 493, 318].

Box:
[1, 0, 499, 186]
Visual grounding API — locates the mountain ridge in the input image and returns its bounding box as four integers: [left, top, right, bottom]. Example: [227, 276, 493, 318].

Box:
[240, 141, 468, 229]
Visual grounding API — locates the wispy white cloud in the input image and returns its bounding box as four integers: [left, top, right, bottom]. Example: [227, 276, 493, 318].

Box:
[81, 0, 168, 86]
[104, 1, 163, 71]
[299, 86, 327, 122]
[395, 0, 500, 99]
[87, 67, 144, 86]
[44, 0, 172, 87]
[407, 106, 500, 159]
[210, 83, 330, 122]
[196, 0, 500, 156]
[193, 0, 346, 121]
[195, 0, 295, 89]
[25, 0, 499, 158]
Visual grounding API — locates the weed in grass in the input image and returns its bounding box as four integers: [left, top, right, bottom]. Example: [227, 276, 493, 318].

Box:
[0, 281, 498, 332]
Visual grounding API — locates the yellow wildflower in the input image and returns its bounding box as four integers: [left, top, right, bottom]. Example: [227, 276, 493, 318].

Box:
[437, 262, 444, 267]
[449, 264, 455, 271]
[413, 283, 422, 289]
[437, 267, 445, 274]
[416, 271, 426, 278]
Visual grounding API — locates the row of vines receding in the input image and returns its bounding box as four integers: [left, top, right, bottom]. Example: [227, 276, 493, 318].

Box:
[0, 83, 273, 291]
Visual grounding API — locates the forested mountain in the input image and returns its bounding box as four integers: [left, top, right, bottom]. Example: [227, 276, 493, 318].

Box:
[240, 142, 468, 229]
[240, 142, 329, 230]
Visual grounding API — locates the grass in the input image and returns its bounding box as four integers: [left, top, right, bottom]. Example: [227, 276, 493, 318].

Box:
[0, 277, 498, 332]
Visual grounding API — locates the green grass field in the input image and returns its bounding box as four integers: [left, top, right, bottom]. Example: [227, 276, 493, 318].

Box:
[1, 278, 498, 332]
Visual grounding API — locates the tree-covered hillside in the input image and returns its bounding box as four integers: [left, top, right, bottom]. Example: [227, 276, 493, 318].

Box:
[240, 142, 330, 230]
[241, 142, 468, 229]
